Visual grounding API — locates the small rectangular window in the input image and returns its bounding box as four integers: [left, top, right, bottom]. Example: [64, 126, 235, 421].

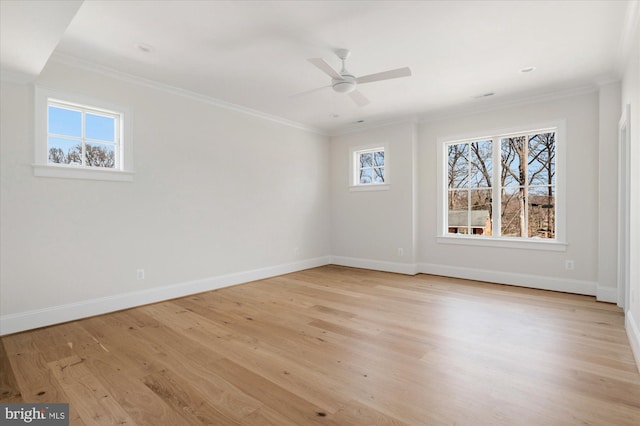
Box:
[47, 101, 120, 169]
[355, 148, 385, 185]
[34, 86, 133, 182]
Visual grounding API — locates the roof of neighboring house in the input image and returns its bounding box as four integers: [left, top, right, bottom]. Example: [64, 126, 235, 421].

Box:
[448, 210, 489, 227]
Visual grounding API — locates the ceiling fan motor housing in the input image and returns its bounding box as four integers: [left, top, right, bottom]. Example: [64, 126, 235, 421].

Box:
[307, 48, 410, 104]
[332, 74, 356, 93]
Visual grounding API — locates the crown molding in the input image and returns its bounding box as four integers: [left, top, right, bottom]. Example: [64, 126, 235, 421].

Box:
[328, 116, 419, 137]
[48, 52, 328, 137]
[328, 83, 604, 136]
[418, 84, 601, 125]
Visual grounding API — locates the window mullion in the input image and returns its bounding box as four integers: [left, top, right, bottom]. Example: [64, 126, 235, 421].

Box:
[81, 111, 86, 166]
[466, 142, 471, 232]
[492, 137, 501, 237]
[523, 135, 529, 237]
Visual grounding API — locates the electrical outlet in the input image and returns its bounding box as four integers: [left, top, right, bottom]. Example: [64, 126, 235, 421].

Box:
[565, 260, 574, 271]
[136, 269, 145, 280]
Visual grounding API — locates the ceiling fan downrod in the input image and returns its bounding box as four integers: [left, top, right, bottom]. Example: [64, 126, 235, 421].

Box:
[332, 49, 356, 93]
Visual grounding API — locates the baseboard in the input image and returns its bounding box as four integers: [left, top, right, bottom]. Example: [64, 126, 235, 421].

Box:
[331, 256, 418, 275]
[0, 255, 609, 336]
[596, 285, 618, 303]
[417, 262, 598, 296]
[329, 257, 599, 296]
[0, 256, 332, 336]
[627, 311, 640, 373]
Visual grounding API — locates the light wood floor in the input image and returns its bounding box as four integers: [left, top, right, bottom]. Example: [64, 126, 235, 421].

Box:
[2, 265, 640, 425]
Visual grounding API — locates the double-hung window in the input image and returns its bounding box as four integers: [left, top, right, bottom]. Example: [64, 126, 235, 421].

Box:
[34, 86, 133, 181]
[442, 123, 564, 247]
[447, 139, 493, 235]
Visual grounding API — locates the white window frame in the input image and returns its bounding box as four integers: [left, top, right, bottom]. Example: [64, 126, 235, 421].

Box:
[349, 143, 390, 192]
[34, 86, 134, 181]
[436, 121, 567, 251]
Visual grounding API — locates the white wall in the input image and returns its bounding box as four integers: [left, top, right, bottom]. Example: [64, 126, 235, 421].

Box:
[419, 92, 602, 294]
[330, 121, 418, 274]
[621, 14, 640, 368]
[329, 91, 618, 298]
[598, 82, 622, 300]
[0, 60, 331, 334]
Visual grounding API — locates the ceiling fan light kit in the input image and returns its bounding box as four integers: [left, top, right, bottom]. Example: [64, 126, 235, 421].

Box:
[332, 75, 356, 93]
[305, 48, 412, 107]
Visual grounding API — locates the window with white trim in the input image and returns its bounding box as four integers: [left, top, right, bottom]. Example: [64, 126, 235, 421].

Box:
[34, 86, 134, 181]
[47, 100, 121, 169]
[445, 127, 558, 240]
[354, 147, 385, 185]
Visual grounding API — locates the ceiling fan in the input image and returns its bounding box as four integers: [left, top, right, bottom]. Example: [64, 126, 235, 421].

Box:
[303, 48, 412, 107]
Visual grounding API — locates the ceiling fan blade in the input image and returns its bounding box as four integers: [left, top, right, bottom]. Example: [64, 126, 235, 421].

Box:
[356, 67, 412, 84]
[289, 85, 331, 98]
[348, 90, 370, 107]
[308, 58, 342, 80]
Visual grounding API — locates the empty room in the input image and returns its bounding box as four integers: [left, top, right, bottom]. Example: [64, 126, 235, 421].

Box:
[1, 0, 640, 424]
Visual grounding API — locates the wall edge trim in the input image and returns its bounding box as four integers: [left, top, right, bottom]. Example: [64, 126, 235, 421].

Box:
[417, 262, 598, 296]
[626, 311, 640, 373]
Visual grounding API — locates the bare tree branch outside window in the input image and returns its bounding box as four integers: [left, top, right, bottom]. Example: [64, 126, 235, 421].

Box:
[357, 149, 384, 184]
[447, 131, 555, 239]
[48, 143, 115, 168]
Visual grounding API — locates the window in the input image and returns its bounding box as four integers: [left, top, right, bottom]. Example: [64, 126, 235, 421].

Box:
[47, 101, 120, 169]
[349, 143, 390, 191]
[447, 139, 493, 236]
[441, 124, 564, 247]
[34, 87, 133, 181]
[355, 148, 385, 185]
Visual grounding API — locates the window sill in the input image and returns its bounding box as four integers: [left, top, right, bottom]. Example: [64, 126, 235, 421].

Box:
[33, 164, 135, 182]
[349, 183, 390, 192]
[436, 235, 567, 252]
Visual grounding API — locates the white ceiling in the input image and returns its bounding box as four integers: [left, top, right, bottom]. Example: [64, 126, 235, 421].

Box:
[0, 0, 82, 80]
[1, 1, 634, 133]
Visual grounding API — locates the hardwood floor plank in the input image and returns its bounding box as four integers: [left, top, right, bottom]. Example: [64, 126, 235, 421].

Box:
[203, 357, 343, 426]
[78, 309, 272, 424]
[331, 398, 409, 426]
[0, 340, 22, 402]
[140, 302, 350, 414]
[2, 266, 639, 425]
[121, 310, 267, 422]
[238, 405, 302, 426]
[2, 333, 87, 425]
[36, 322, 193, 425]
[141, 370, 240, 426]
[48, 355, 136, 425]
